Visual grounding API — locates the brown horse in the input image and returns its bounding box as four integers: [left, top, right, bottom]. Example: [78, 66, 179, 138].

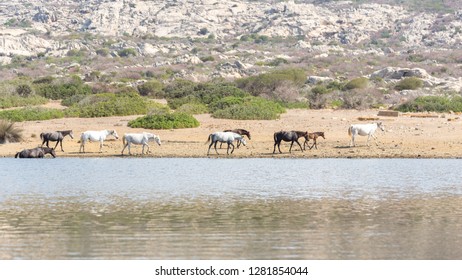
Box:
[273, 130, 308, 153]
[40, 130, 74, 152]
[221, 128, 251, 148]
[15, 147, 57, 158]
[303, 131, 325, 150]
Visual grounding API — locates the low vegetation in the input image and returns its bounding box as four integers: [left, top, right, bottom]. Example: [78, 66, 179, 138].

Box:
[0, 107, 65, 122]
[395, 96, 462, 112]
[128, 112, 200, 129]
[0, 120, 23, 144]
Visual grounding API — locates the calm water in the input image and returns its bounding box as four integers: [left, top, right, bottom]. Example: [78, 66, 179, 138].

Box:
[1, 158, 461, 259]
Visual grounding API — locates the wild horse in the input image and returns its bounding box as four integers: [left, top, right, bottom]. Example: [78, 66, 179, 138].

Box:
[40, 130, 74, 152]
[15, 147, 56, 158]
[273, 130, 308, 153]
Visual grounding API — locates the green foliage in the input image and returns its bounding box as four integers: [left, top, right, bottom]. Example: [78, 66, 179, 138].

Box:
[0, 95, 48, 109]
[34, 77, 92, 100]
[118, 48, 137, 57]
[64, 92, 159, 118]
[212, 96, 286, 120]
[311, 85, 329, 95]
[0, 107, 65, 122]
[395, 77, 423, 91]
[165, 81, 249, 110]
[128, 112, 200, 129]
[200, 55, 215, 62]
[236, 67, 306, 97]
[395, 96, 462, 112]
[0, 120, 23, 144]
[343, 77, 369, 90]
[137, 80, 164, 97]
[176, 103, 209, 115]
[16, 84, 33, 97]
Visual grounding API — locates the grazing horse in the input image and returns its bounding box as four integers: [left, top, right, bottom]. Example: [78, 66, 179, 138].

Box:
[79, 129, 119, 153]
[40, 130, 74, 152]
[303, 131, 325, 150]
[206, 131, 247, 155]
[348, 122, 385, 147]
[121, 132, 161, 155]
[221, 128, 251, 148]
[273, 130, 308, 153]
[15, 147, 56, 158]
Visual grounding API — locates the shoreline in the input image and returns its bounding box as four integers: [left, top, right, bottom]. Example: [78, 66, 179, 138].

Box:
[2, 109, 462, 159]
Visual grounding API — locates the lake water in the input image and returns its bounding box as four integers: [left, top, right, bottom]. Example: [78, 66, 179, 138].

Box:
[1, 158, 461, 259]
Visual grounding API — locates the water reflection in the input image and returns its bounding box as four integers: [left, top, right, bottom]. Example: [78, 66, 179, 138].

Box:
[1, 195, 462, 259]
[1, 158, 462, 259]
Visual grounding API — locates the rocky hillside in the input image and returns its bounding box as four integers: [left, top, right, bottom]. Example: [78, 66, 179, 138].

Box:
[0, 0, 461, 92]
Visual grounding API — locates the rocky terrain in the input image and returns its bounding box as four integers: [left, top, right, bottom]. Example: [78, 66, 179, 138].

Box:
[0, 0, 461, 92]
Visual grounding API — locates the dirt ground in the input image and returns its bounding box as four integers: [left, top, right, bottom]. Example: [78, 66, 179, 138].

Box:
[2, 108, 462, 158]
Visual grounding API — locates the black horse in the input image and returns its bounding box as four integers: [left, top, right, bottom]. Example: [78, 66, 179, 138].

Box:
[220, 128, 251, 148]
[40, 130, 73, 152]
[15, 147, 57, 158]
[303, 131, 325, 150]
[273, 130, 308, 153]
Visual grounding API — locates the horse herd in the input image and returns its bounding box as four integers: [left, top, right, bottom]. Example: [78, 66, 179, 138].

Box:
[13, 122, 385, 158]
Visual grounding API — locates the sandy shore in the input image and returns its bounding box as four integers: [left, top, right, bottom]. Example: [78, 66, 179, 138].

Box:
[2, 108, 462, 158]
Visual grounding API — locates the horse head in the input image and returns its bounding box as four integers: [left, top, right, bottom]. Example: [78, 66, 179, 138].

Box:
[110, 130, 119, 139]
[239, 137, 247, 146]
[377, 122, 385, 131]
[69, 130, 74, 139]
[154, 135, 161, 146]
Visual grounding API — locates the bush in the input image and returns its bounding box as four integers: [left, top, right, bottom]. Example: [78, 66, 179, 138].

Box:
[0, 95, 48, 109]
[0, 107, 65, 122]
[395, 77, 424, 91]
[395, 96, 462, 112]
[137, 79, 164, 97]
[343, 77, 369, 90]
[118, 48, 137, 57]
[34, 77, 92, 100]
[0, 120, 23, 144]
[128, 112, 200, 129]
[212, 97, 285, 120]
[236, 67, 306, 97]
[64, 92, 160, 118]
[176, 103, 209, 114]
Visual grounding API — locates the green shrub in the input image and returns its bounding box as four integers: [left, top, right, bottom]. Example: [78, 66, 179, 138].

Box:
[176, 103, 209, 114]
[0, 107, 65, 122]
[311, 85, 329, 95]
[118, 48, 137, 57]
[236, 67, 306, 96]
[64, 92, 157, 118]
[0, 120, 23, 144]
[128, 112, 200, 129]
[0, 95, 48, 109]
[395, 96, 462, 112]
[212, 97, 285, 120]
[137, 80, 164, 97]
[395, 77, 423, 91]
[343, 77, 369, 90]
[34, 77, 92, 100]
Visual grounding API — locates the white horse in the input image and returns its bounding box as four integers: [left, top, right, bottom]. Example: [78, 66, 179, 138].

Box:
[79, 129, 119, 153]
[206, 131, 247, 155]
[348, 122, 385, 147]
[121, 132, 161, 155]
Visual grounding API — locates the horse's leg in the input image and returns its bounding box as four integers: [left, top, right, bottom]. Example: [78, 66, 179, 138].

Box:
[80, 140, 85, 153]
[371, 133, 379, 145]
[228, 142, 235, 154]
[273, 141, 278, 153]
[99, 140, 103, 152]
[278, 141, 282, 153]
[214, 141, 219, 155]
[121, 143, 127, 155]
[350, 134, 355, 147]
[295, 140, 303, 152]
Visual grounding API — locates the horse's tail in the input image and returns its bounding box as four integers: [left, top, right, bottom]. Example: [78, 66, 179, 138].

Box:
[122, 134, 126, 146]
[205, 134, 212, 145]
[14, 152, 19, 158]
[348, 126, 352, 136]
[40, 133, 44, 140]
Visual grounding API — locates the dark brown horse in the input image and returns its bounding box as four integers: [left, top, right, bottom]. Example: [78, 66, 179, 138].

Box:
[221, 129, 251, 148]
[40, 130, 74, 152]
[303, 131, 325, 150]
[15, 147, 57, 158]
[273, 130, 308, 153]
